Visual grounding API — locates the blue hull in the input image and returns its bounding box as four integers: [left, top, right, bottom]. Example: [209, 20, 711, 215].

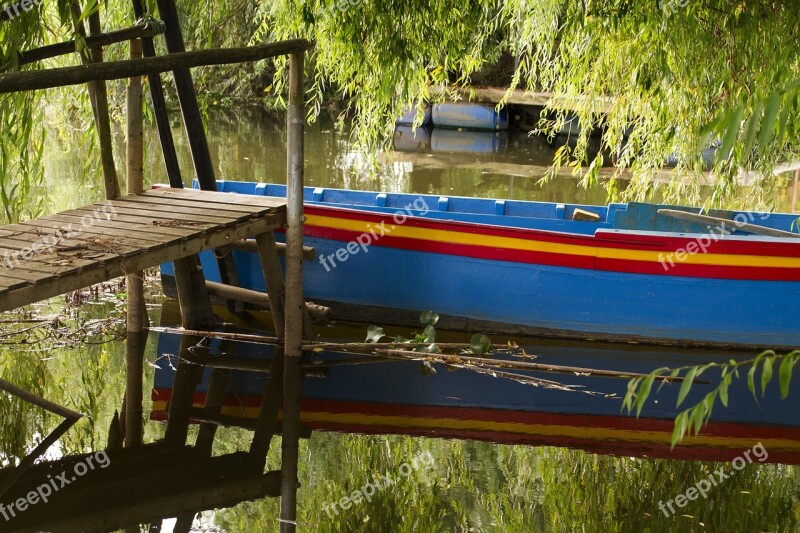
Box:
[160, 181, 800, 349]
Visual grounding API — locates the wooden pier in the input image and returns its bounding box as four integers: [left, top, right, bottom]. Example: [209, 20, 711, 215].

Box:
[0, 1, 312, 529]
[0, 188, 286, 313]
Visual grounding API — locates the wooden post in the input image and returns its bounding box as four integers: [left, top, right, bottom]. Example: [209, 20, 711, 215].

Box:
[793, 169, 799, 214]
[155, 0, 247, 311]
[280, 51, 305, 533]
[131, 0, 183, 188]
[155, 0, 217, 192]
[70, 2, 120, 200]
[124, 331, 146, 448]
[255, 231, 287, 336]
[284, 52, 306, 359]
[172, 255, 216, 330]
[126, 38, 148, 333]
[126, 39, 144, 194]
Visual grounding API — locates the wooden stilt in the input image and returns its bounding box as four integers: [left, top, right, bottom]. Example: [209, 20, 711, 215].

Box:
[131, 0, 183, 188]
[70, 2, 120, 200]
[172, 255, 216, 330]
[155, 0, 217, 192]
[124, 331, 146, 448]
[215, 248, 245, 314]
[126, 37, 148, 333]
[155, 0, 247, 312]
[255, 231, 287, 337]
[126, 38, 144, 195]
[280, 51, 305, 533]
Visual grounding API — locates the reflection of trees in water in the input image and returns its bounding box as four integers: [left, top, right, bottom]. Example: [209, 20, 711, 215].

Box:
[214, 431, 800, 532]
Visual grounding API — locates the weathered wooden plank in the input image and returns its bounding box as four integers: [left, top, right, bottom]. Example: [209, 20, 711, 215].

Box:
[109, 198, 259, 221]
[0, 251, 63, 275]
[0, 233, 150, 259]
[0, 244, 112, 277]
[70, 204, 249, 226]
[0, 222, 172, 251]
[145, 187, 287, 210]
[15, 20, 166, 67]
[116, 197, 260, 219]
[122, 191, 268, 213]
[0, 214, 279, 312]
[117, 193, 265, 214]
[43, 211, 218, 233]
[9, 217, 178, 244]
[32, 212, 209, 239]
[0, 249, 130, 281]
[0, 263, 76, 284]
[0, 271, 35, 290]
[39, 200, 236, 226]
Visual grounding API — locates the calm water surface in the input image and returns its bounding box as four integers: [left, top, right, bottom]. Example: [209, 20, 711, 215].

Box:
[1, 109, 798, 532]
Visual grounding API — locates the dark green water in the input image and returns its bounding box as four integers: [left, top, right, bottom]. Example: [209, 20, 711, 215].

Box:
[1, 109, 798, 532]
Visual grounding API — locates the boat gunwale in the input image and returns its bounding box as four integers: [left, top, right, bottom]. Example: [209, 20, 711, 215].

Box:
[304, 202, 800, 257]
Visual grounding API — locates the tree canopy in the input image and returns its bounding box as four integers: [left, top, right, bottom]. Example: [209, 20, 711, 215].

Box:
[265, 0, 800, 207]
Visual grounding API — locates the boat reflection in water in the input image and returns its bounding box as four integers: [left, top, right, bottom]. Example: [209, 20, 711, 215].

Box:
[2, 316, 795, 531]
[151, 324, 800, 466]
[392, 125, 508, 155]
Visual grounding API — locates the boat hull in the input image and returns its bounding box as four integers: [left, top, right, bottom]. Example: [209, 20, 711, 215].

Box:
[160, 181, 800, 349]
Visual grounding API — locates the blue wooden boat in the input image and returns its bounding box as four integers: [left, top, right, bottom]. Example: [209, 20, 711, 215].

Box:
[151, 330, 800, 464]
[396, 104, 432, 127]
[161, 181, 800, 350]
[432, 103, 509, 130]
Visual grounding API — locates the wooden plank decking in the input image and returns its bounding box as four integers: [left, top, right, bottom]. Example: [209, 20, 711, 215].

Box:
[0, 188, 286, 313]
